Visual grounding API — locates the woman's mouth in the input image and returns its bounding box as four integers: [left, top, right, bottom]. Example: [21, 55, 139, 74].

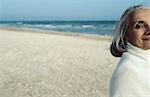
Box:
[142, 35, 150, 40]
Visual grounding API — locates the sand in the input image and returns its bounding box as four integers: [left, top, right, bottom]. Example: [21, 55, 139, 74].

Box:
[0, 29, 118, 97]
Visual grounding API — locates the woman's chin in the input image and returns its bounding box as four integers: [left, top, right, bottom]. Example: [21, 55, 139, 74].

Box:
[143, 41, 150, 50]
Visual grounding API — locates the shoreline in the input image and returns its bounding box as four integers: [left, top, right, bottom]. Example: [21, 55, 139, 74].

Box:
[0, 27, 112, 41]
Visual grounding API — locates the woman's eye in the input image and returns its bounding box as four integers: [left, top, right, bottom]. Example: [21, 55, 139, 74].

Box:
[134, 21, 145, 29]
[134, 23, 145, 29]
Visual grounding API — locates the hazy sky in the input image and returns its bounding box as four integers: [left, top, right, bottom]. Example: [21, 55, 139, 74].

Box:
[0, 0, 149, 21]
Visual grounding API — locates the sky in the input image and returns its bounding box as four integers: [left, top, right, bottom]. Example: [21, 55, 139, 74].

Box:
[0, 0, 149, 21]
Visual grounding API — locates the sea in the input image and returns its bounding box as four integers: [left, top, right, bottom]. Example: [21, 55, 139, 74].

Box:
[0, 21, 118, 36]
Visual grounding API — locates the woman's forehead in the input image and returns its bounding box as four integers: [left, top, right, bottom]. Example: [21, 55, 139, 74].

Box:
[131, 9, 150, 21]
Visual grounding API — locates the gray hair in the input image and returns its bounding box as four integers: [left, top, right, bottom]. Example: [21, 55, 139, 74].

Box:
[110, 5, 150, 57]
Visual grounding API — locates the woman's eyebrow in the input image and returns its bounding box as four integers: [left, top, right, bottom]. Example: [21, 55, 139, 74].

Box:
[134, 21, 144, 23]
[133, 21, 145, 25]
[138, 21, 144, 23]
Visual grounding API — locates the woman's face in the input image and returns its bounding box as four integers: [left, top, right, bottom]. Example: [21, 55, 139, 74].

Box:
[128, 9, 150, 50]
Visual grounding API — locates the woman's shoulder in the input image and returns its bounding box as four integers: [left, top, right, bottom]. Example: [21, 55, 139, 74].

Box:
[109, 52, 150, 97]
[111, 51, 141, 83]
[109, 54, 143, 96]
[109, 60, 136, 97]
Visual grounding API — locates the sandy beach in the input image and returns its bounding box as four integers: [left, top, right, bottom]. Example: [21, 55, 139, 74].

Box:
[0, 29, 118, 97]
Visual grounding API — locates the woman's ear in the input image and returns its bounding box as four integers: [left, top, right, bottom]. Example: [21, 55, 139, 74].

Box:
[125, 35, 129, 43]
[124, 31, 129, 45]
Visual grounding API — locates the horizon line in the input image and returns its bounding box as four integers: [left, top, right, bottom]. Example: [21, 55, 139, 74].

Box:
[0, 20, 119, 22]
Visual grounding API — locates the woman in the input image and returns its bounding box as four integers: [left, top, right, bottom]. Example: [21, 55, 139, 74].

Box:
[109, 5, 150, 97]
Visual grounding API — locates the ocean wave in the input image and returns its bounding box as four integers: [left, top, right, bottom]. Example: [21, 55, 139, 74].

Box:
[0, 21, 117, 35]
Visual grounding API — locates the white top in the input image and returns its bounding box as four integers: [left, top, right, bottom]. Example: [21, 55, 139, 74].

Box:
[109, 43, 150, 97]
